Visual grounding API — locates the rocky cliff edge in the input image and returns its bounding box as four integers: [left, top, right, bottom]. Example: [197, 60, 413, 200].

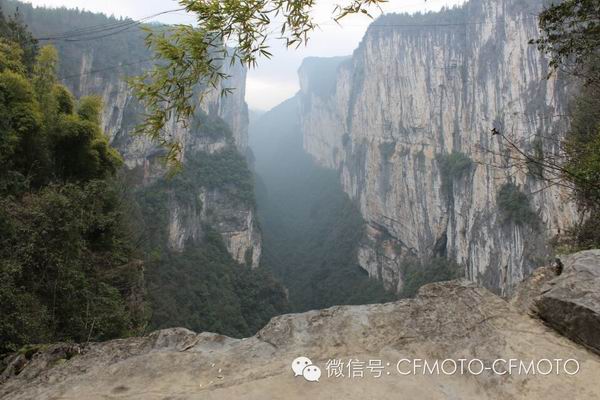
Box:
[2, 251, 600, 399]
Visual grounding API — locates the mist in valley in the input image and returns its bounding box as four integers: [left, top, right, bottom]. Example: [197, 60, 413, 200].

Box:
[1, 0, 600, 398]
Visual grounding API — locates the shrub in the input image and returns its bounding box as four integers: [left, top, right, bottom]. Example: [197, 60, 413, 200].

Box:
[438, 151, 472, 194]
[0, 181, 144, 353]
[526, 138, 545, 179]
[166, 147, 255, 207]
[0, 29, 143, 353]
[496, 183, 539, 227]
[143, 225, 288, 338]
[133, 150, 286, 337]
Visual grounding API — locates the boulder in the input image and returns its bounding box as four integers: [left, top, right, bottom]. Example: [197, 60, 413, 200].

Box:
[510, 262, 560, 314]
[535, 250, 600, 355]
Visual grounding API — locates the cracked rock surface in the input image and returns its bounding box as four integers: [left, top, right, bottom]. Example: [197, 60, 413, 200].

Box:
[2, 280, 599, 400]
[535, 250, 600, 355]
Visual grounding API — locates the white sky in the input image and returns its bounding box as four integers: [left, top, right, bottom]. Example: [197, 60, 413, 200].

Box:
[23, 0, 466, 110]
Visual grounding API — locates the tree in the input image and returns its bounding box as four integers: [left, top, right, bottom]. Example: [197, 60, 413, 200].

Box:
[0, 20, 145, 353]
[0, 38, 26, 74]
[33, 45, 58, 104]
[531, 0, 600, 88]
[0, 6, 38, 72]
[0, 68, 45, 185]
[532, 0, 600, 208]
[130, 0, 386, 166]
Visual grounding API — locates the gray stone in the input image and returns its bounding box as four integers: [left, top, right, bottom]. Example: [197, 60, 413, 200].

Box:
[297, 0, 577, 294]
[510, 263, 559, 314]
[56, 43, 260, 267]
[535, 250, 600, 355]
[2, 280, 600, 399]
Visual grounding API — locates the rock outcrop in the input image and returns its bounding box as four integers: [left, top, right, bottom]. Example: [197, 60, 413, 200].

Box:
[2, 279, 600, 399]
[535, 250, 600, 355]
[297, 0, 577, 293]
[509, 263, 558, 315]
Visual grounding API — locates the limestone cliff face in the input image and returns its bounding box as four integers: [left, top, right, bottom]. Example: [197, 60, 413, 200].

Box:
[298, 0, 577, 294]
[60, 48, 260, 267]
[68, 50, 249, 155]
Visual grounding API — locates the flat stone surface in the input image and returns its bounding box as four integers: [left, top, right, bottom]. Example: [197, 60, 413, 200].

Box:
[2, 280, 599, 400]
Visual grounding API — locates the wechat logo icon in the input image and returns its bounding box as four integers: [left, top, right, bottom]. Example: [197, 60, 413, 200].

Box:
[291, 356, 322, 382]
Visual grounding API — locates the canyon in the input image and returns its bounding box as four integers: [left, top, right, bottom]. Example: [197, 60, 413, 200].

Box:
[14, 0, 579, 296]
[86, 50, 262, 268]
[2, 0, 600, 398]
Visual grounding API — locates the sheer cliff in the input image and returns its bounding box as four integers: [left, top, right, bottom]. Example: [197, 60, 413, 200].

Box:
[297, 0, 577, 295]
[11, 1, 260, 268]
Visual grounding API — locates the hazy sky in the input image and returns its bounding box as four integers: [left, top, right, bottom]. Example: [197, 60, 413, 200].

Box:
[23, 0, 466, 110]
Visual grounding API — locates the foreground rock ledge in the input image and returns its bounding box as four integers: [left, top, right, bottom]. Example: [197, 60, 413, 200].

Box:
[2, 281, 600, 400]
[535, 250, 600, 355]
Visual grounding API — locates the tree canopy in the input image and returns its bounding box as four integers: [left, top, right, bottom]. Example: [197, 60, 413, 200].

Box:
[0, 10, 144, 353]
[0, 4, 293, 353]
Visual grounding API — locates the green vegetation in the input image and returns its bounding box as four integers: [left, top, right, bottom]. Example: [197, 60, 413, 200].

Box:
[373, 4, 466, 27]
[252, 97, 394, 312]
[144, 229, 288, 338]
[526, 138, 544, 179]
[126, 0, 386, 167]
[180, 148, 255, 206]
[192, 110, 235, 140]
[259, 165, 395, 311]
[0, 10, 145, 353]
[400, 257, 463, 298]
[0, 3, 36, 72]
[139, 145, 255, 210]
[561, 87, 600, 249]
[533, 0, 600, 88]
[5, 0, 392, 168]
[0, 5, 287, 353]
[1, 0, 151, 79]
[0, 182, 146, 352]
[131, 122, 285, 338]
[97, 67, 290, 335]
[437, 151, 472, 195]
[496, 183, 539, 227]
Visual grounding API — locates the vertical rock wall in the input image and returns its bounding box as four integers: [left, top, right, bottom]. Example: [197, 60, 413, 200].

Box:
[298, 0, 577, 294]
